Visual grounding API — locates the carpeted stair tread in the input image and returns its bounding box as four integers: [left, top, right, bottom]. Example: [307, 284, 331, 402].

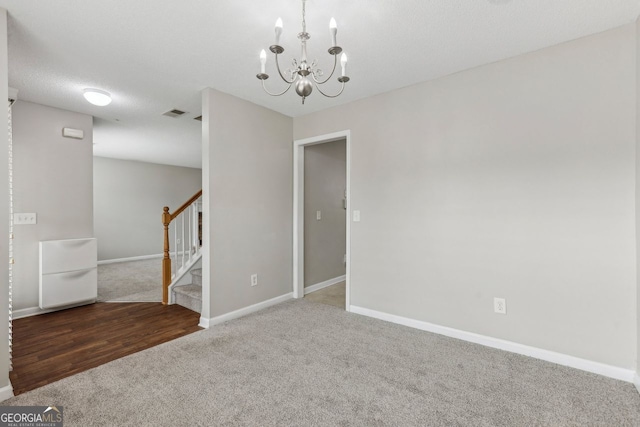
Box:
[172, 283, 202, 314]
[173, 284, 202, 299]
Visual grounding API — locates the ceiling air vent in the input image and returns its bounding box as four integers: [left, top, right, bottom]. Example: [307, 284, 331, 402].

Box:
[162, 109, 187, 118]
[194, 115, 202, 122]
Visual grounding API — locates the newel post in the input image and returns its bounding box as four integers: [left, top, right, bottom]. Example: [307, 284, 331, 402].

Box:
[162, 206, 172, 305]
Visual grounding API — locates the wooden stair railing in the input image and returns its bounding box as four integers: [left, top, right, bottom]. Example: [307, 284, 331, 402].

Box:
[162, 189, 202, 304]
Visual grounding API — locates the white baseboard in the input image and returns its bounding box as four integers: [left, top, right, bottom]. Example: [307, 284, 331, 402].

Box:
[202, 292, 293, 327]
[97, 253, 163, 265]
[13, 300, 95, 319]
[634, 374, 640, 395]
[198, 317, 210, 328]
[304, 275, 346, 295]
[0, 382, 13, 402]
[350, 305, 635, 383]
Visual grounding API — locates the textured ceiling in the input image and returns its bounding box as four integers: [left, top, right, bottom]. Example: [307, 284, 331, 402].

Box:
[1, 0, 639, 168]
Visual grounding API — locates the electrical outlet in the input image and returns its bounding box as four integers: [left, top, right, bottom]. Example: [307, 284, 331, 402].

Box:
[251, 274, 258, 287]
[13, 213, 37, 225]
[353, 210, 360, 222]
[316, 210, 321, 220]
[494, 297, 506, 314]
[343, 254, 347, 263]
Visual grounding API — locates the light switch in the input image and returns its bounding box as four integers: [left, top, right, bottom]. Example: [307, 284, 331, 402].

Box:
[316, 210, 322, 220]
[353, 210, 360, 222]
[14, 213, 37, 225]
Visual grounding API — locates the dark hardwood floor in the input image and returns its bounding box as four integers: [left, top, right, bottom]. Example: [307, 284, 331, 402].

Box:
[10, 302, 202, 395]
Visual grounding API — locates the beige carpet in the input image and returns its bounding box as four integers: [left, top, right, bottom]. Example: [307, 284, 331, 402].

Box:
[97, 258, 162, 302]
[305, 282, 345, 308]
[4, 299, 640, 426]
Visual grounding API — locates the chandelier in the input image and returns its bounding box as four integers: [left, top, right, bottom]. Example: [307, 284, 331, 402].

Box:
[256, 0, 350, 104]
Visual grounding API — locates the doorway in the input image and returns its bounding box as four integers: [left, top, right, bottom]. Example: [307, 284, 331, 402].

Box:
[293, 130, 351, 310]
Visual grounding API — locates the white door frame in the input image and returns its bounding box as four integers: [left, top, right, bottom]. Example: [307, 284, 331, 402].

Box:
[293, 130, 351, 311]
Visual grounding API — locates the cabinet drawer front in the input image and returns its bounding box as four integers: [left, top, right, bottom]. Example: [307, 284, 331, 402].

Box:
[39, 268, 97, 309]
[40, 238, 97, 274]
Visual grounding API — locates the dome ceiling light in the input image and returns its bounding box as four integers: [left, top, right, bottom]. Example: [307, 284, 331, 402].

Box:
[82, 88, 112, 106]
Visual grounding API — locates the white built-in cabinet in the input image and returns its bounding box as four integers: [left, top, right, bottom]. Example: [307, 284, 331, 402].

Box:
[39, 238, 97, 309]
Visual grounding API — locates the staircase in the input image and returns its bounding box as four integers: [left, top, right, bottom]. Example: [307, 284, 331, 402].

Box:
[172, 268, 202, 313]
[162, 189, 203, 314]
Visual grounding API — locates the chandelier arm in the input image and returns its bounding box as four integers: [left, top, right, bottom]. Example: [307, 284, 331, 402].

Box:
[311, 54, 338, 85]
[274, 54, 295, 84]
[261, 79, 294, 97]
[313, 80, 346, 98]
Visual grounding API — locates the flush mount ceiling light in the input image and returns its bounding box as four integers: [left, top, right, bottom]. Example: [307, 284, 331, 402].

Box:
[82, 88, 112, 106]
[256, 0, 350, 104]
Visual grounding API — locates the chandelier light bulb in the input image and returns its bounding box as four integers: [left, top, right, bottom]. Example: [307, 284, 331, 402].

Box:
[260, 49, 267, 74]
[340, 53, 348, 76]
[329, 18, 337, 47]
[82, 89, 112, 106]
[275, 17, 283, 45]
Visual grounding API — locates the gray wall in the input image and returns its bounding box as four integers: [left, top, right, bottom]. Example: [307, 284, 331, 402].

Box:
[12, 101, 94, 311]
[203, 88, 293, 318]
[0, 7, 10, 391]
[93, 157, 201, 261]
[304, 139, 346, 287]
[294, 25, 636, 369]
